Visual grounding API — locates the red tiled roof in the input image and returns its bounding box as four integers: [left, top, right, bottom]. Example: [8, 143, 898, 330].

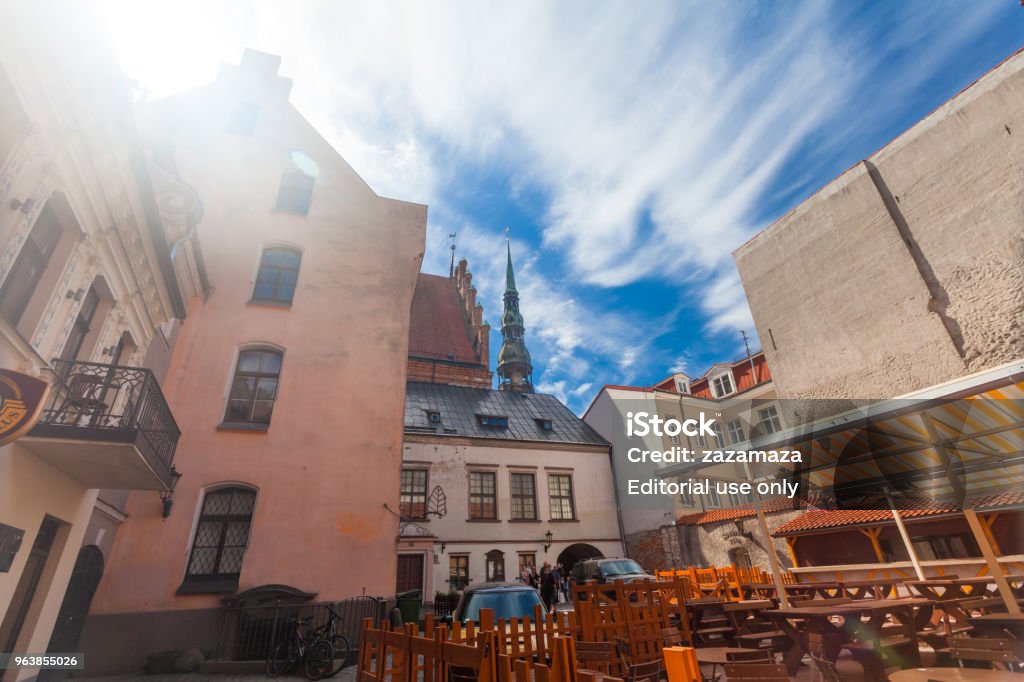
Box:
[677, 496, 802, 526]
[408, 274, 479, 363]
[771, 491, 1024, 536]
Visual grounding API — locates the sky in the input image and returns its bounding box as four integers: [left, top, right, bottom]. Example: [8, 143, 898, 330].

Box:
[100, 0, 1023, 413]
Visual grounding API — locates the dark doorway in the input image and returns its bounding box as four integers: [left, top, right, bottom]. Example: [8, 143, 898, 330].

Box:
[46, 546, 104, 651]
[556, 543, 603, 575]
[396, 554, 423, 593]
[0, 517, 61, 653]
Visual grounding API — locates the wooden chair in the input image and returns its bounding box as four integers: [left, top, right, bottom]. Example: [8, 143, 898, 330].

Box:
[722, 662, 789, 681]
[574, 640, 617, 675]
[442, 635, 489, 682]
[660, 626, 689, 648]
[614, 637, 662, 682]
[947, 636, 1020, 670]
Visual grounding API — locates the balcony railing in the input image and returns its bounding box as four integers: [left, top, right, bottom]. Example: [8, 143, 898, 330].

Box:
[29, 359, 181, 488]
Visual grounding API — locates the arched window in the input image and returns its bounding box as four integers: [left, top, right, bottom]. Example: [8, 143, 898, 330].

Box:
[225, 348, 282, 425]
[252, 247, 301, 304]
[485, 549, 505, 582]
[182, 487, 256, 591]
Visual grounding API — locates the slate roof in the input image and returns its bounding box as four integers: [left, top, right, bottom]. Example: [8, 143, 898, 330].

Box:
[408, 274, 479, 364]
[405, 381, 609, 447]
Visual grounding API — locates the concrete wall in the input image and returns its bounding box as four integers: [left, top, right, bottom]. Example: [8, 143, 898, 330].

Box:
[89, 50, 425, 637]
[402, 436, 623, 595]
[734, 50, 1024, 400]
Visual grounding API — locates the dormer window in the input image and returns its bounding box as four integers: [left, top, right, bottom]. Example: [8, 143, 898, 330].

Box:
[536, 418, 553, 431]
[711, 372, 735, 398]
[478, 414, 508, 428]
[427, 411, 441, 424]
[675, 380, 689, 394]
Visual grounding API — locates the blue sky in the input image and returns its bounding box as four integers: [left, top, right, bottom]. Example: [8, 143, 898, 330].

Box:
[101, 1, 1023, 413]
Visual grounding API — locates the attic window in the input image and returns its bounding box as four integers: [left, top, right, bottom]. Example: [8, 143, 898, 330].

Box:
[427, 411, 442, 424]
[536, 418, 553, 431]
[478, 414, 508, 428]
[711, 372, 735, 398]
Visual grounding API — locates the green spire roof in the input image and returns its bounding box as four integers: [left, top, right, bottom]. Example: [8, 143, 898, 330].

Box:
[505, 240, 517, 292]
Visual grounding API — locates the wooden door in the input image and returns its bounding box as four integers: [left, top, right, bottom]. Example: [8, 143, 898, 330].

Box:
[396, 554, 424, 593]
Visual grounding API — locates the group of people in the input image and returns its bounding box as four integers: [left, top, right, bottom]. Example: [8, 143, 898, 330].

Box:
[520, 561, 569, 609]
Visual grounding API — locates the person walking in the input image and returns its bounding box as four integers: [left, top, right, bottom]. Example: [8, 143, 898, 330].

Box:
[551, 563, 563, 604]
[540, 562, 556, 610]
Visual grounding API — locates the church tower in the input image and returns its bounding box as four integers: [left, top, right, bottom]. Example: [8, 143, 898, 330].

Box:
[497, 242, 534, 392]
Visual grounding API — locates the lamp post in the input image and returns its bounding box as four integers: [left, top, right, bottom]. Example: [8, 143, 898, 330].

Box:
[160, 466, 183, 518]
[543, 530, 553, 553]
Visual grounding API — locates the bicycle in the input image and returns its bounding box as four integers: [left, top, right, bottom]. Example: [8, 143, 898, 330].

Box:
[313, 604, 352, 678]
[266, 615, 335, 680]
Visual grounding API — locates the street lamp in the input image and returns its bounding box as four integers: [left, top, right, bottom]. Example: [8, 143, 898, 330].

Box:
[160, 466, 183, 518]
[543, 529, 553, 553]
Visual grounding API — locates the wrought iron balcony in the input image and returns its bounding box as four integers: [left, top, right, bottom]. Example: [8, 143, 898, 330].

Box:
[23, 359, 181, 491]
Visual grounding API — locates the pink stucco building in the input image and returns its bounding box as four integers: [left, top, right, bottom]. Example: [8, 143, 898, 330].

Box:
[80, 50, 426, 672]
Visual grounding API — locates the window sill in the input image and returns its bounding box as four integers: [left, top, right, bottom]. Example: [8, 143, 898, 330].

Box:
[548, 518, 580, 523]
[176, 578, 239, 595]
[508, 519, 541, 523]
[247, 299, 293, 309]
[217, 422, 270, 433]
[466, 518, 501, 523]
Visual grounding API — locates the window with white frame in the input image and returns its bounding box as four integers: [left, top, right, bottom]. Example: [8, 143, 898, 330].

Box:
[706, 487, 722, 509]
[548, 473, 575, 520]
[727, 419, 744, 444]
[759, 405, 782, 434]
[711, 372, 735, 398]
[712, 421, 726, 448]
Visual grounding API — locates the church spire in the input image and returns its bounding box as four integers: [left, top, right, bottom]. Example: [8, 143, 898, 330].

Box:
[505, 240, 516, 292]
[497, 235, 533, 393]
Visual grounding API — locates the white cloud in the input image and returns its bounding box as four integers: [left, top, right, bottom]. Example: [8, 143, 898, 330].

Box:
[100, 0, 1003, 399]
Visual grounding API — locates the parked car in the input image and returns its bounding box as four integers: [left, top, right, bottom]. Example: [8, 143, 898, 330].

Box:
[450, 582, 548, 623]
[570, 558, 654, 584]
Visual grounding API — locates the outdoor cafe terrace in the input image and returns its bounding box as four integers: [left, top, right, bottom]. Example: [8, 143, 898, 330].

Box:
[356, 570, 1024, 682]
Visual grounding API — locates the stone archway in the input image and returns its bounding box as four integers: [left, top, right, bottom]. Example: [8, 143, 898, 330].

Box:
[556, 543, 603, 574]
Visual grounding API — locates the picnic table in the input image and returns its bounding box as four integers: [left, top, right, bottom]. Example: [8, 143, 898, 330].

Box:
[887, 668, 1022, 681]
[743, 581, 843, 600]
[766, 597, 932, 682]
[969, 612, 1024, 639]
[694, 646, 755, 682]
[841, 579, 902, 600]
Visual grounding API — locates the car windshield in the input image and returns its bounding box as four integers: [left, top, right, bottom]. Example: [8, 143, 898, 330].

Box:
[462, 589, 544, 622]
[600, 560, 645, 576]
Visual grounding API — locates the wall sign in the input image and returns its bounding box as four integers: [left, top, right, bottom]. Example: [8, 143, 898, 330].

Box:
[0, 369, 50, 446]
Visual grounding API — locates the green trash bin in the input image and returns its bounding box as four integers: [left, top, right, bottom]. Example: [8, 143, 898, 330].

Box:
[396, 589, 422, 624]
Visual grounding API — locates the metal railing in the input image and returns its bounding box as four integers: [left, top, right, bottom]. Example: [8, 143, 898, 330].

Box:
[216, 596, 386, 662]
[32, 359, 181, 485]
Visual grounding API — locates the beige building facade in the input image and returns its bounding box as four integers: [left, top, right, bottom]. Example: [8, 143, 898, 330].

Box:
[734, 48, 1024, 402]
[0, 3, 201, 680]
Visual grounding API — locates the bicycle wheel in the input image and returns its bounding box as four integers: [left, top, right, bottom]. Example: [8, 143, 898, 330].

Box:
[266, 639, 295, 677]
[324, 635, 351, 677]
[304, 638, 334, 680]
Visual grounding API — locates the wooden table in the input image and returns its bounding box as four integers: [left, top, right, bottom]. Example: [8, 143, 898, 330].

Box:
[743, 581, 843, 600]
[905, 578, 996, 601]
[888, 668, 1022, 681]
[842, 579, 902, 600]
[694, 647, 754, 682]
[969, 612, 1024, 638]
[767, 598, 932, 682]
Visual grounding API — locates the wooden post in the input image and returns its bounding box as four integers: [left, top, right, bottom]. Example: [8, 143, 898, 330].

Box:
[964, 508, 1020, 614]
[885, 491, 926, 581]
